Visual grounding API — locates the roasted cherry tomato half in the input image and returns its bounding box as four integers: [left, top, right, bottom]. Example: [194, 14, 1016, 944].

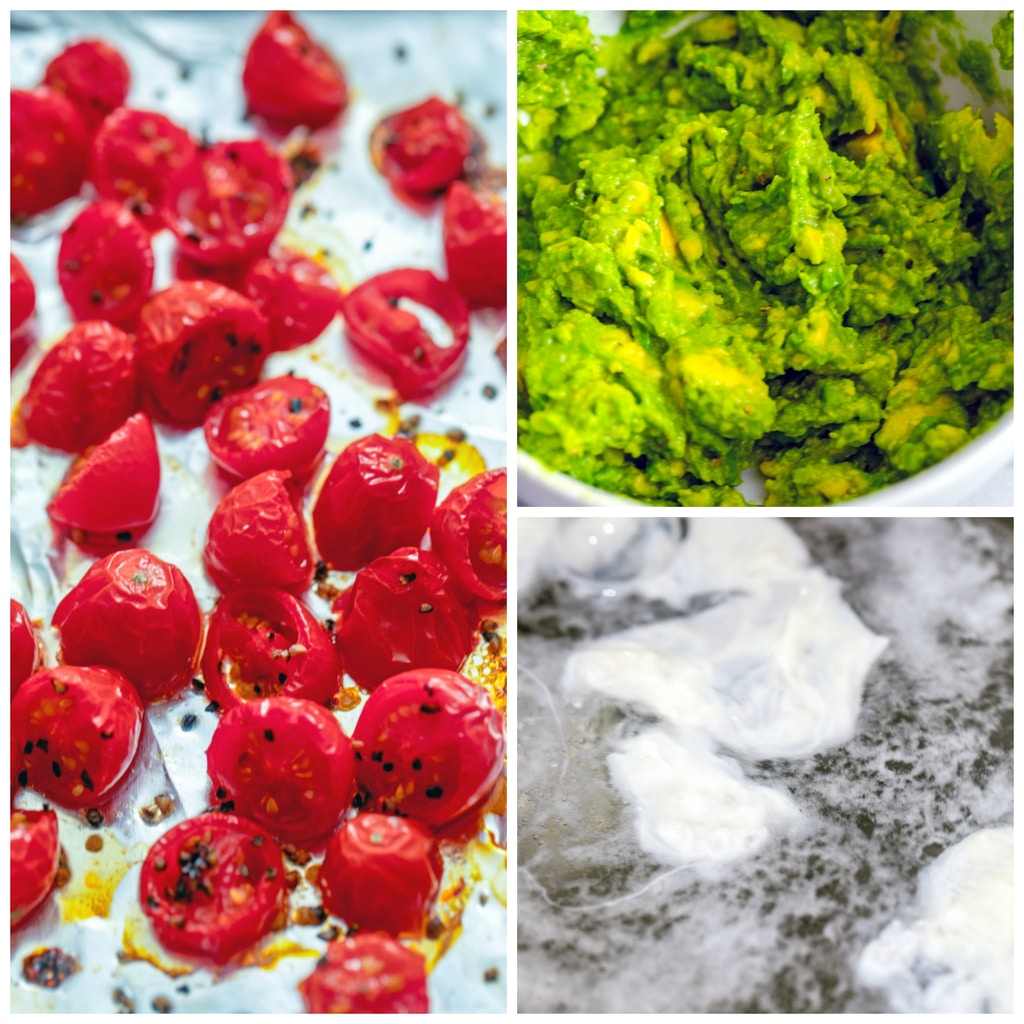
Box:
[204, 469, 313, 594]
[11, 87, 89, 220]
[11, 599, 41, 697]
[431, 468, 507, 607]
[318, 813, 442, 936]
[139, 812, 285, 967]
[58, 201, 154, 326]
[11, 810, 60, 929]
[163, 139, 292, 267]
[203, 375, 330, 483]
[17, 320, 137, 454]
[206, 696, 356, 846]
[370, 96, 471, 197]
[444, 180, 507, 309]
[333, 547, 475, 692]
[12, 664, 144, 809]
[299, 934, 429, 1014]
[242, 11, 348, 131]
[48, 412, 161, 554]
[342, 268, 469, 402]
[244, 250, 340, 352]
[90, 107, 197, 229]
[136, 280, 270, 428]
[201, 587, 340, 710]
[352, 668, 505, 827]
[313, 434, 439, 571]
[11, 253, 35, 333]
[43, 38, 131, 134]
[53, 548, 202, 704]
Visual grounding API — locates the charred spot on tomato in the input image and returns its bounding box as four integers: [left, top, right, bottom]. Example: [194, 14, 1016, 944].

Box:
[17, 770, 28, 787]
[425, 786, 444, 799]
[314, 561, 328, 582]
[192, 677, 205, 691]
[370, 751, 383, 762]
[420, 702, 441, 714]
[263, 729, 275, 742]
[289, 397, 303, 413]
[90, 291, 102, 305]
[411, 758, 422, 771]
[80, 769, 95, 792]
[215, 787, 227, 800]
[277, 672, 287, 684]
[36, 738, 49, 752]
[250, 835, 265, 847]
[23, 740, 33, 754]
[22, 948, 80, 989]
[115, 531, 132, 542]
[219, 800, 235, 812]
[51, 761, 62, 778]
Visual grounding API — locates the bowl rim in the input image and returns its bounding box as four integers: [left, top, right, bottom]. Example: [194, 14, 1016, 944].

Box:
[517, 409, 1013, 509]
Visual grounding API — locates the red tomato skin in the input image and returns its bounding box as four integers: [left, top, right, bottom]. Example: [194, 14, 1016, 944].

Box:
[11, 599, 41, 696]
[203, 375, 330, 483]
[242, 11, 348, 131]
[206, 696, 356, 846]
[318, 813, 442, 936]
[162, 139, 293, 267]
[11, 810, 60, 929]
[204, 469, 313, 594]
[90, 107, 197, 230]
[299, 934, 429, 1014]
[139, 812, 286, 966]
[430, 468, 508, 607]
[11, 87, 89, 219]
[12, 665, 144, 809]
[201, 587, 340, 710]
[371, 96, 471, 196]
[444, 181, 507, 309]
[18, 320, 138, 454]
[312, 434, 439, 571]
[43, 39, 131, 134]
[342, 268, 470, 402]
[244, 250, 339, 351]
[52, 549, 202, 704]
[136, 281, 270, 428]
[352, 668, 506, 827]
[11, 253, 35, 333]
[48, 411, 161, 553]
[57, 201, 154, 326]
[333, 547, 476, 692]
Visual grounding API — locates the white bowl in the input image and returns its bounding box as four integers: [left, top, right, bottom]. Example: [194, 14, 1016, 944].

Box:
[517, 11, 1013, 509]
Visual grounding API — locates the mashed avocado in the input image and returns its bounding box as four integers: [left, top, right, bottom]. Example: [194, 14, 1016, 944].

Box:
[518, 11, 1013, 505]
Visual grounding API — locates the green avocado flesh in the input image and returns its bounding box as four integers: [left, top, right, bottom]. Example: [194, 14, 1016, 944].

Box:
[517, 11, 1013, 506]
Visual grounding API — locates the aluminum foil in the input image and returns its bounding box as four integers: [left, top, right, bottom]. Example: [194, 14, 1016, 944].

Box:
[10, 9, 507, 1013]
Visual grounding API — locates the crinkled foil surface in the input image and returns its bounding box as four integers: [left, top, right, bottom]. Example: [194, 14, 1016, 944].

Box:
[10, 9, 507, 1014]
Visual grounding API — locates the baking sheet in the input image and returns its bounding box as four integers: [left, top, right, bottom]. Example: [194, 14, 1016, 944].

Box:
[517, 518, 1012, 1012]
[10, 9, 506, 1014]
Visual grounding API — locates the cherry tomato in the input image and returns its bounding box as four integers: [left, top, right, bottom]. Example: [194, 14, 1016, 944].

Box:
[333, 547, 475, 692]
[342, 268, 469, 401]
[11, 253, 35, 333]
[443, 180, 507, 308]
[201, 587, 340, 710]
[204, 469, 313, 594]
[12, 664, 144, 809]
[163, 139, 292, 267]
[136, 280, 270, 428]
[203, 375, 330, 483]
[242, 11, 348, 131]
[370, 96, 471, 197]
[299, 934, 429, 1014]
[139, 812, 285, 966]
[11, 810, 60, 929]
[48, 412, 161, 554]
[312, 434, 439, 571]
[11, 87, 89, 220]
[318, 813, 442, 936]
[431, 468, 507, 607]
[43, 38, 131, 134]
[17, 320, 138, 454]
[352, 668, 505, 827]
[58, 200, 154, 326]
[52, 549, 202, 704]
[90, 107, 197, 230]
[243, 250, 339, 352]
[11, 599, 41, 697]
[206, 696, 355, 846]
